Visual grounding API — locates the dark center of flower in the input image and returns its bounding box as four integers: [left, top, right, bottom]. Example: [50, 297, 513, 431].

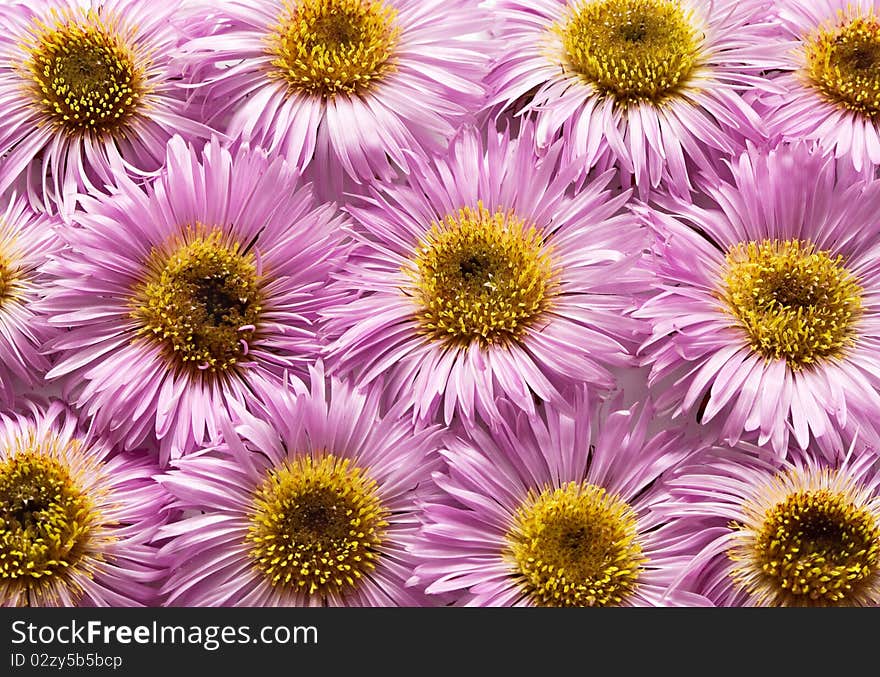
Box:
[246, 455, 388, 596]
[0, 447, 95, 583]
[720, 239, 862, 369]
[268, 0, 400, 97]
[24, 13, 144, 133]
[132, 228, 263, 374]
[805, 15, 880, 118]
[558, 0, 701, 105]
[410, 202, 556, 347]
[733, 489, 880, 606]
[506, 482, 645, 607]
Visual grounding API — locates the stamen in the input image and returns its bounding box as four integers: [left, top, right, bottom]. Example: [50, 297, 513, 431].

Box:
[506, 482, 645, 607]
[556, 0, 702, 106]
[0, 257, 16, 305]
[131, 226, 264, 374]
[719, 239, 862, 369]
[267, 0, 399, 97]
[409, 202, 556, 347]
[22, 9, 146, 133]
[0, 437, 97, 587]
[805, 12, 880, 118]
[729, 466, 880, 606]
[247, 454, 388, 596]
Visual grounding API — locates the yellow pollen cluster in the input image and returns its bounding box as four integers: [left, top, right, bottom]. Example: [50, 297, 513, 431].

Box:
[131, 227, 263, 374]
[557, 0, 702, 106]
[247, 454, 388, 596]
[731, 483, 880, 606]
[23, 9, 145, 134]
[805, 14, 880, 118]
[0, 442, 95, 585]
[506, 482, 646, 607]
[720, 239, 862, 369]
[268, 0, 399, 97]
[410, 202, 556, 347]
[0, 256, 16, 305]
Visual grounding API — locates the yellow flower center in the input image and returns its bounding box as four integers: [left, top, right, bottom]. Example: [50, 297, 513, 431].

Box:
[0, 257, 15, 306]
[804, 13, 880, 118]
[0, 442, 96, 586]
[506, 482, 646, 607]
[410, 202, 556, 347]
[246, 454, 388, 596]
[731, 480, 880, 606]
[557, 0, 702, 105]
[131, 227, 264, 374]
[720, 239, 862, 369]
[22, 9, 145, 133]
[267, 0, 399, 97]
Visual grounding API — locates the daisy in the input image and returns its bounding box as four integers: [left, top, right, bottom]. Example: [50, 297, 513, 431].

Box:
[0, 0, 212, 217]
[324, 123, 647, 425]
[40, 136, 350, 462]
[0, 197, 59, 407]
[409, 388, 709, 607]
[766, 0, 880, 173]
[485, 0, 779, 198]
[158, 366, 444, 607]
[177, 0, 487, 186]
[635, 141, 880, 456]
[664, 441, 880, 606]
[0, 401, 168, 607]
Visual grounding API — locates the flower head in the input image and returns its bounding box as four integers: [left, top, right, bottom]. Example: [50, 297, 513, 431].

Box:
[0, 198, 58, 407]
[635, 141, 880, 456]
[0, 0, 213, 216]
[486, 0, 778, 198]
[178, 0, 487, 186]
[410, 390, 708, 606]
[0, 402, 168, 607]
[40, 136, 350, 462]
[158, 366, 443, 606]
[665, 441, 880, 606]
[324, 124, 647, 425]
[765, 0, 880, 172]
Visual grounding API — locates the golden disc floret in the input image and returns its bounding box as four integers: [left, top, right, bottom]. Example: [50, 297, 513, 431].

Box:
[131, 227, 264, 374]
[0, 443, 96, 585]
[805, 13, 880, 119]
[730, 469, 880, 606]
[268, 0, 399, 97]
[23, 9, 146, 133]
[410, 202, 556, 347]
[720, 239, 862, 369]
[506, 482, 646, 607]
[557, 0, 702, 105]
[246, 454, 389, 596]
[0, 257, 15, 305]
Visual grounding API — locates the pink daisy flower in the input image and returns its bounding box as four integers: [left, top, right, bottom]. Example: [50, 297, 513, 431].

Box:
[766, 0, 880, 172]
[409, 389, 710, 607]
[324, 124, 647, 425]
[0, 401, 169, 607]
[158, 366, 444, 607]
[0, 0, 212, 217]
[485, 0, 779, 198]
[178, 0, 487, 186]
[0, 197, 59, 407]
[663, 440, 880, 606]
[635, 141, 880, 456]
[40, 136, 349, 462]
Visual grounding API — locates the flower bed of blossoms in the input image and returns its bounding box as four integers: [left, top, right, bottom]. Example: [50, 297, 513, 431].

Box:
[1, 0, 880, 608]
